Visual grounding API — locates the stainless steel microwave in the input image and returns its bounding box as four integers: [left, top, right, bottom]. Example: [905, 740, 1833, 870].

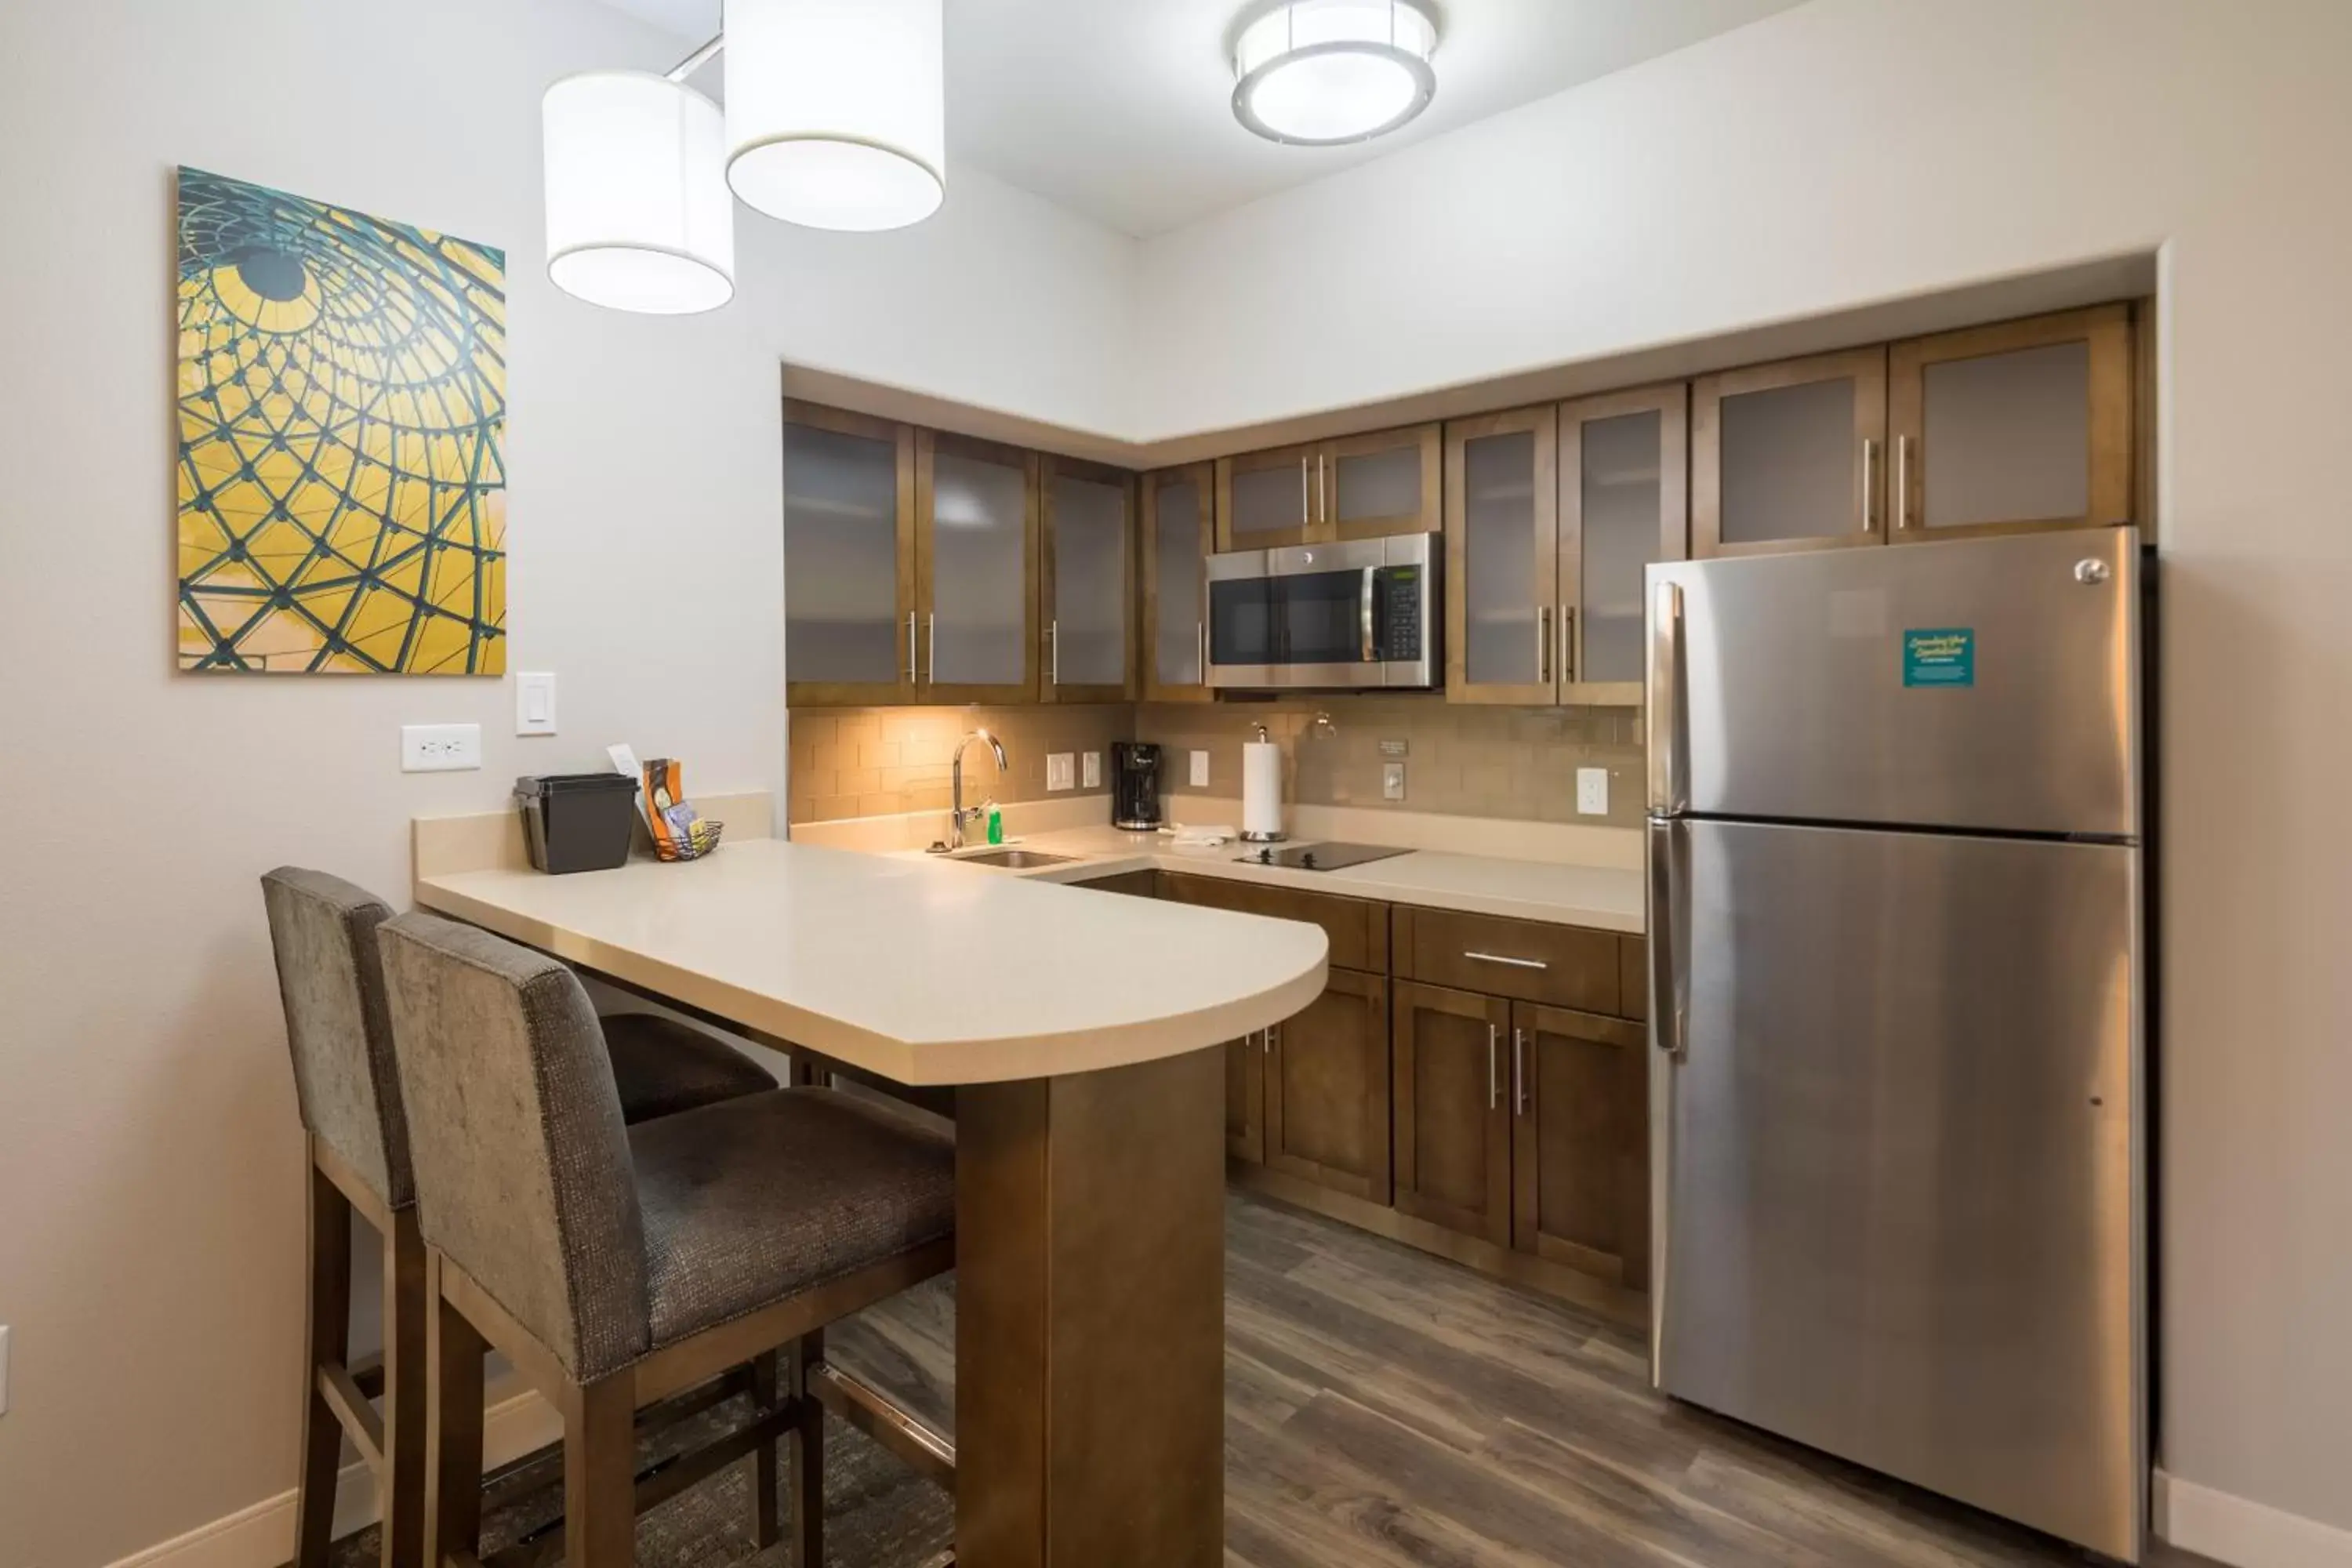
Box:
[1205, 533, 1441, 690]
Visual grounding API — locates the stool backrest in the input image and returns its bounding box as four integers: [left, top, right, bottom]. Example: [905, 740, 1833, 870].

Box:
[376, 910, 650, 1377]
[260, 867, 413, 1208]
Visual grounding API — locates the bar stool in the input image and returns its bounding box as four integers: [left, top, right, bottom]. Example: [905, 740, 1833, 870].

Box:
[260, 868, 779, 1568]
[376, 909, 957, 1568]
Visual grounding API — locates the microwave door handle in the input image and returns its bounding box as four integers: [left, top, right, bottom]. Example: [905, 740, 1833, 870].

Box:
[1360, 567, 1377, 662]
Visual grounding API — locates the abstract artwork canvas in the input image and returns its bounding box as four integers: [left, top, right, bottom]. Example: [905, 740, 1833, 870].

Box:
[176, 167, 506, 673]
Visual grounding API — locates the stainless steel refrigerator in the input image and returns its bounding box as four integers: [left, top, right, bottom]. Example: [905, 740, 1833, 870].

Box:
[1645, 526, 2146, 1562]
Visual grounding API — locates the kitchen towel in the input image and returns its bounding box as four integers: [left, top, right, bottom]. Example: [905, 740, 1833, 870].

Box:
[1242, 739, 1284, 840]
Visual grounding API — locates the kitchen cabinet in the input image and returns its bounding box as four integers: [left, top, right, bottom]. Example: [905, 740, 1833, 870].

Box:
[1226, 1032, 1265, 1164]
[1073, 869, 1157, 898]
[1391, 981, 1512, 1247]
[1217, 442, 1318, 550]
[916, 430, 1038, 703]
[1444, 405, 1559, 706]
[783, 401, 916, 706]
[1039, 456, 1136, 702]
[1141, 463, 1214, 702]
[1158, 873, 1388, 971]
[1265, 968, 1392, 1204]
[1693, 346, 1889, 558]
[1559, 383, 1689, 704]
[1392, 905, 1622, 1014]
[1888, 304, 2134, 540]
[1215, 425, 1442, 551]
[1512, 1004, 1649, 1290]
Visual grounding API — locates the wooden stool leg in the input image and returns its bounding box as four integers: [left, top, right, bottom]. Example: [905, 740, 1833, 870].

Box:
[379, 1209, 430, 1568]
[295, 1154, 353, 1568]
[752, 1350, 782, 1548]
[424, 1253, 486, 1568]
[564, 1374, 637, 1568]
[788, 1330, 825, 1568]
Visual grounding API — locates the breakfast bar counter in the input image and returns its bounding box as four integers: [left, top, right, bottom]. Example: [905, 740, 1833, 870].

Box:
[414, 815, 1328, 1568]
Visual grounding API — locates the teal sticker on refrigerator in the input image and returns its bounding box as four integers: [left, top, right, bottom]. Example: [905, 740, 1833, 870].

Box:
[1903, 628, 1975, 688]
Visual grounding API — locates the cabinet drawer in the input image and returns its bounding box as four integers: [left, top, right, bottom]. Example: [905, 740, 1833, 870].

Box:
[1159, 873, 1388, 972]
[1393, 906, 1620, 1014]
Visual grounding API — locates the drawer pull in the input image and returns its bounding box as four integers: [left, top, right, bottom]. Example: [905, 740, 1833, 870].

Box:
[1465, 950, 1548, 971]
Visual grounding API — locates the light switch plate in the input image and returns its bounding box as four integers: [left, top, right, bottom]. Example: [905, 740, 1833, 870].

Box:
[1081, 750, 1101, 789]
[1381, 762, 1406, 801]
[1189, 750, 1210, 788]
[515, 672, 557, 736]
[1577, 766, 1609, 815]
[401, 724, 481, 773]
[1046, 753, 1075, 792]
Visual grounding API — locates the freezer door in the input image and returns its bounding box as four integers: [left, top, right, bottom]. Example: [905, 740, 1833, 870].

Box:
[1647, 527, 2138, 837]
[1650, 818, 2143, 1561]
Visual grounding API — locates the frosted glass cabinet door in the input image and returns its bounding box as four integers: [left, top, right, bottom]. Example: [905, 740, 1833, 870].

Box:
[1889, 304, 2135, 541]
[1322, 423, 1441, 541]
[784, 403, 914, 706]
[916, 431, 1036, 702]
[1217, 444, 1314, 550]
[1142, 464, 1214, 702]
[1561, 384, 1688, 705]
[1444, 406, 1559, 706]
[1693, 347, 1887, 558]
[1040, 456, 1134, 702]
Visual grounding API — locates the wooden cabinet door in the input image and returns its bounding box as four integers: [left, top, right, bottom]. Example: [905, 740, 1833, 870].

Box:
[1225, 1030, 1265, 1164]
[1039, 455, 1135, 703]
[1510, 1002, 1649, 1289]
[1559, 383, 1687, 706]
[784, 401, 916, 706]
[1216, 443, 1316, 550]
[1265, 970, 1392, 1203]
[1693, 346, 1887, 559]
[1318, 423, 1440, 542]
[915, 430, 1037, 703]
[1140, 464, 1214, 702]
[1888, 303, 2133, 542]
[1392, 982, 1512, 1247]
[1445, 405, 1560, 706]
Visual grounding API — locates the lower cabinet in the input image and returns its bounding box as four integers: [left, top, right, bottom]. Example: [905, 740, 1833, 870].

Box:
[1262, 968, 1392, 1205]
[1391, 981, 1513, 1246]
[1225, 1031, 1265, 1164]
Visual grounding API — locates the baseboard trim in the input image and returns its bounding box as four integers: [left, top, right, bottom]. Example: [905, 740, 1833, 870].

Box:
[103, 1389, 563, 1568]
[2158, 1469, 2352, 1568]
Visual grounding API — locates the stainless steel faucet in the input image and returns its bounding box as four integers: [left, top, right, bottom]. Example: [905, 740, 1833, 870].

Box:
[947, 728, 1009, 850]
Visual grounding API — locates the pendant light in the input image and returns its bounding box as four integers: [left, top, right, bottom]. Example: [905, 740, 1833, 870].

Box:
[543, 71, 735, 314]
[1233, 0, 1439, 147]
[724, 0, 947, 232]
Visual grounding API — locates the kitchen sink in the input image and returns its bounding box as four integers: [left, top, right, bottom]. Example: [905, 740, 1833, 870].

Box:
[950, 848, 1079, 869]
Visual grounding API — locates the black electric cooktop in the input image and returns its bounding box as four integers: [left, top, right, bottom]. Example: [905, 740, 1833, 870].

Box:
[1235, 840, 1412, 873]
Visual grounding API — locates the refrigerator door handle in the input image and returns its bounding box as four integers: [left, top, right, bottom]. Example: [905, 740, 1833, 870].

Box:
[1647, 581, 1687, 813]
[1648, 817, 1688, 1058]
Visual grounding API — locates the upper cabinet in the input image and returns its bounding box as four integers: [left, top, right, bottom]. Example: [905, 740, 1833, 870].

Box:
[1693, 346, 1888, 558]
[1040, 455, 1135, 703]
[1142, 463, 1215, 703]
[784, 402, 917, 707]
[1445, 405, 1559, 706]
[916, 430, 1038, 704]
[1215, 424, 1442, 551]
[1888, 304, 2133, 540]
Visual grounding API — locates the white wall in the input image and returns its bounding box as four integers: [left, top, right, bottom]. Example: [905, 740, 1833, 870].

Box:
[0, 3, 1134, 1565]
[1137, 0, 2352, 1545]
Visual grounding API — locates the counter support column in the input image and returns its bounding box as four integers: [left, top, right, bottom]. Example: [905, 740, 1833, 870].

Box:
[954, 1046, 1226, 1568]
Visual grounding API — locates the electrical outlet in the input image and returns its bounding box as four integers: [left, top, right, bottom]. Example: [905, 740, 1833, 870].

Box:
[1382, 762, 1407, 801]
[515, 672, 557, 736]
[1046, 753, 1075, 792]
[1577, 767, 1610, 815]
[401, 724, 481, 773]
[1081, 750, 1101, 789]
[1189, 750, 1210, 788]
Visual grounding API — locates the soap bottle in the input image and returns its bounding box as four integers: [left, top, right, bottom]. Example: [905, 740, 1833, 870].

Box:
[985, 801, 1004, 845]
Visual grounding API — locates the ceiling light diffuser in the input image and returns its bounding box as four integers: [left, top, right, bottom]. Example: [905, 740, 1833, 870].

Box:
[1233, 0, 1439, 147]
[725, 0, 947, 232]
[543, 71, 735, 314]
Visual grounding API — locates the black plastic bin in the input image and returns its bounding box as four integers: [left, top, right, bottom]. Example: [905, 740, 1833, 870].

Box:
[515, 773, 639, 873]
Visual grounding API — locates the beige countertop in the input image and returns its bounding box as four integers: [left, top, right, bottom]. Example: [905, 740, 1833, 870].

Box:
[414, 836, 1329, 1087]
[889, 823, 1647, 935]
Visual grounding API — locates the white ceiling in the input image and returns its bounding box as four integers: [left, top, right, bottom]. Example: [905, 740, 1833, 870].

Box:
[596, 0, 1806, 237]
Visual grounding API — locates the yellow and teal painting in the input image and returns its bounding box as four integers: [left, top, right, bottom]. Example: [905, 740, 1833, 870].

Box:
[176, 167, 506, 673]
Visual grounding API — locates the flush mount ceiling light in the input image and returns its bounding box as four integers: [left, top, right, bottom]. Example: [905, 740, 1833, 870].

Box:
[543, 71, 735, 314]
[1232, 0, 1440, 147]
[725, 0, 947, 233]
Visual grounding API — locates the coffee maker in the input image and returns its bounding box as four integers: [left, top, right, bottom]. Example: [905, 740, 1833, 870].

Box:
[1110, 742, 1163, 831]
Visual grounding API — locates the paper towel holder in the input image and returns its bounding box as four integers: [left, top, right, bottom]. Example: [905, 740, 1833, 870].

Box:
[1240, 722, 1288, 844]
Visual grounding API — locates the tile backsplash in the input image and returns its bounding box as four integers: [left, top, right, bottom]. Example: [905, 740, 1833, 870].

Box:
[789, 705, 1131, 823]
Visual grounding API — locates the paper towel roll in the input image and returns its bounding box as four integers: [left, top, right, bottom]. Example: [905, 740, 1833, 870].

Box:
[1242, 740, 1285, 841]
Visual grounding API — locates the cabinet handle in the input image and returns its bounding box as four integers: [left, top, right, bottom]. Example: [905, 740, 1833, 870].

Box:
[1317, 454, 1328, 528]
[1299, 456, 1310, 525]
[1258, 1029, 1269, 1055]
[1895, 435, 1915, 532]
[1537, 604, 1552, 684]
[906, 612, 916, 683]
[1196, 620, 1208, 683]
[1862, 437, 1881, 534]
[1559, 604, 1575, 684]
[1049, 619, 1060, 685]
[1267, 1023, 1280, 1054]
[927, 612, 936, 685]
[1487, 1022, 1500, 1110]
[1465, 950, 1548, 971]
[1512, 1028, 1528, 1116]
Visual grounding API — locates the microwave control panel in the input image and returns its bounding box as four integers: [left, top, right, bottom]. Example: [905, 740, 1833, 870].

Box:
[1375, 565, 1423, 661]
